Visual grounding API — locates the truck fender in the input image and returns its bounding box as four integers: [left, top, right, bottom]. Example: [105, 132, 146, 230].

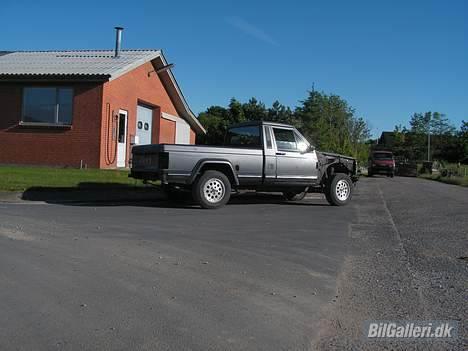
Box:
[321, 161, 353, 184]
[189, 159, 240, 186]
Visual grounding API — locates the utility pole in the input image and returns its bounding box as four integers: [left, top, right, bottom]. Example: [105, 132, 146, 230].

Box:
[427, 113, 431, 161]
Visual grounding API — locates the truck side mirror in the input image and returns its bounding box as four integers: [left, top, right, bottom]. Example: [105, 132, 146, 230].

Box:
[298, 142, 314, 154]
[297, 142, 309, 153]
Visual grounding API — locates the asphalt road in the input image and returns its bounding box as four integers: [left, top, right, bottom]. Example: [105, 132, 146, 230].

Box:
[0, 177, 466, 350]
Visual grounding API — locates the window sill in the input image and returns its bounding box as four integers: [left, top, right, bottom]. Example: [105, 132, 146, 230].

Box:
[18, 122, 72, 129]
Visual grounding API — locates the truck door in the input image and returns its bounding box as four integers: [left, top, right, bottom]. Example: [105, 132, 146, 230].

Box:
[272, 127, 318, 182]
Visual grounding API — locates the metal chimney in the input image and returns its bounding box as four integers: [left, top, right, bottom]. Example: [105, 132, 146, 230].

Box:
[114, 27, 124, 58]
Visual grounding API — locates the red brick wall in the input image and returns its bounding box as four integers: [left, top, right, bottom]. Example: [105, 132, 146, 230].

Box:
[0, 61, 198, 169]
[100, 61, 195, 168]
[0, 82, 103, 168]
[190, 129, 196, 144]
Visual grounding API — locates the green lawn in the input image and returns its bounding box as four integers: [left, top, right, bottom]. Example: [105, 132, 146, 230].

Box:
[0, 166, 143, 191]
[419, 173, 468, 187]
[417, 162, 468, 187]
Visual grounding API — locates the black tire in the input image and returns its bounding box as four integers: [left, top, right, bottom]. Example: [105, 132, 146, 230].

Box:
[324, 173, 353, 206]
[389, 172, 394, 178]
[192, 170, 231, 209]
[283, 188, 308, 201]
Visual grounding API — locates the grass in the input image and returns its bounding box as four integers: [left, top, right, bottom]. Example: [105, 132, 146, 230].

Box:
[0, 166, 143, 191]
[417, 162, 468, 187]
[419, 173, 468, 187]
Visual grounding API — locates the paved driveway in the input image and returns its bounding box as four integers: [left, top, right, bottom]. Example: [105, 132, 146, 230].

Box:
[0, 178, 466, 350]
[0, 191, 354, 350]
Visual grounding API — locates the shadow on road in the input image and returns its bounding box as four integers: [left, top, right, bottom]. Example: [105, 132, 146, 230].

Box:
[20, 183, 329, 208]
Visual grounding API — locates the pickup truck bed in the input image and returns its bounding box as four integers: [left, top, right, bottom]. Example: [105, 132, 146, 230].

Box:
[132, 144, 263, 186]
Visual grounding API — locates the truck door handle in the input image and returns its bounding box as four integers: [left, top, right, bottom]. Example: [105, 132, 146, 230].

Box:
[276, 152, 286, 156]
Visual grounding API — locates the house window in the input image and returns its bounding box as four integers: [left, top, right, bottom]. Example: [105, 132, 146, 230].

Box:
[22, 87, 73, 125]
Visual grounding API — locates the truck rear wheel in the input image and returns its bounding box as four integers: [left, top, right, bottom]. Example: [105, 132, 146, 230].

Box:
[325, 173, 353, 206]
[192, 170, 231, 209]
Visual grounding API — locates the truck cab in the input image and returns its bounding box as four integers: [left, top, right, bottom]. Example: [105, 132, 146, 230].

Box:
[224, 122, 320, 185]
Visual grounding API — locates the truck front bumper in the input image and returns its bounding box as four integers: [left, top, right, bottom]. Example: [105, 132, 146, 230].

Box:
[370, 166, 395, 174]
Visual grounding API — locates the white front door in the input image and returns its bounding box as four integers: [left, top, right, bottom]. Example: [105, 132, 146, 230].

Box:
[136, 105, 153, 145]
[117, 110, 128, 167]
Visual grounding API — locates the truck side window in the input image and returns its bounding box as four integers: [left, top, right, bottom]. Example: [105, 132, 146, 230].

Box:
[273, 128, 297, 151]
[225, 126, 261, 148]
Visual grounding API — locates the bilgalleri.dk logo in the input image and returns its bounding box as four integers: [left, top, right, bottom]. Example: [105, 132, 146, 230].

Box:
[364, 320, 459, 340]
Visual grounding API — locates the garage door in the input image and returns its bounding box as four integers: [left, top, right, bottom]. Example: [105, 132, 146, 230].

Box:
[136, 105, 153, 145]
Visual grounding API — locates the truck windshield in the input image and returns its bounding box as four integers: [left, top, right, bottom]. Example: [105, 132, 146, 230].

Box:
[225, 126, 261, 148]
[373, 152, 393, 160]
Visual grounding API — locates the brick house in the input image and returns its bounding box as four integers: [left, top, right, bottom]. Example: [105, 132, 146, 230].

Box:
[0, 43, 205, 168]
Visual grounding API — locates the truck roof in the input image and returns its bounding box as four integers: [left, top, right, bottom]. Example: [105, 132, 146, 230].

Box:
[229, 121, 294, 129]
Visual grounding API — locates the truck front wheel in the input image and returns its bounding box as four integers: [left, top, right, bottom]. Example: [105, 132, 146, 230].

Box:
[192, 170, 231, 209]
[325, 173, 353, 206]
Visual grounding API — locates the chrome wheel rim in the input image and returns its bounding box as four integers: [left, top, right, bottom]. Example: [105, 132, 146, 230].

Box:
[203, 178, 225, 203]
[335, 179, 350, 201]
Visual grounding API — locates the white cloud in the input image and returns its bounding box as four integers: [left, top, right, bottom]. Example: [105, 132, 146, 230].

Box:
[226, 16, 279, 46]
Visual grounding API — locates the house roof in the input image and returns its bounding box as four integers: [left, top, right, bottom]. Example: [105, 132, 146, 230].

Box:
[0, 50, 206, 133]
[0, 50, 161, 79]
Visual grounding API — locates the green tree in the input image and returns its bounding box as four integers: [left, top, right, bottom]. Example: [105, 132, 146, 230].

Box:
[197, 90, 371, 163]
[242, 98, 267, 121]
[409, 112, 456, 160]
[459, 120, 468, 161]
[409, 112, 431, 134]
[227, 98, 245, 124]
[267, 100, 295, 125]
[391, 112, 460, 162]
[294, 90, 369, 162]
[461, 120, 468, 135]
[197, 106, 229, 144]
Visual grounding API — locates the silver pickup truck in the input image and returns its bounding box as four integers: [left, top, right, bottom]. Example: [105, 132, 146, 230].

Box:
[130, 121, 358, 209]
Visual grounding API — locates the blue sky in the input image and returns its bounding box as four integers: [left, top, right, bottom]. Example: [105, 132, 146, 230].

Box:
[2, 0, 467, 136]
